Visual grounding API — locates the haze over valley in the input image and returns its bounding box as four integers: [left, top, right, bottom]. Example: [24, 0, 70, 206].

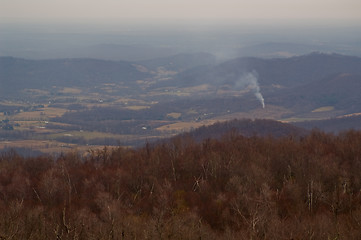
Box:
[1, 43, 361, 154]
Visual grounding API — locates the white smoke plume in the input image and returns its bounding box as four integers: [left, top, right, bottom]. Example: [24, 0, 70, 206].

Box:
[236, 71, 265, 108]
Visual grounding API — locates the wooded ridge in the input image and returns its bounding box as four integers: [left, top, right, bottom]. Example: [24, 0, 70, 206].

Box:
[1, 128, 361, 239]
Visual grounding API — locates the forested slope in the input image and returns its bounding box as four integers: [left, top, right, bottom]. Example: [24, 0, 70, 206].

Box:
[1, 129, 361, 239]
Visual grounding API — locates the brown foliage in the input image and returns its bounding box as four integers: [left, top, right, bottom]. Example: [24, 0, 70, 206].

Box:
[1, 129, 361, 239]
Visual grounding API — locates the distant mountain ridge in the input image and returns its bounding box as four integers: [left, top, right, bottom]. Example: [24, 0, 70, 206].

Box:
[2, 52, 361, 92]
[137, 52, 217, 72]
[236, 42, 321, 58]
[0, 52, 218, 95]
[166, 52, 361, 89]
[0, 56, 150, 94]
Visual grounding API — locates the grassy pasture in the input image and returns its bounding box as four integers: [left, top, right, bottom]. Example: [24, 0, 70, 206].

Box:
[58, 87, 82, 94]
[125, 105, 150, 110]
[166, 112, 182, 119]
[312, 106, 335, 112]
[0, 139, 113, 155]
[46, 130, 125, 141]
[156, 120, 217, 132]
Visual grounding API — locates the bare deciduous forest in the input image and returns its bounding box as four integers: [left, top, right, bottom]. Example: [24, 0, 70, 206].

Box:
[1, 129, 361, 239]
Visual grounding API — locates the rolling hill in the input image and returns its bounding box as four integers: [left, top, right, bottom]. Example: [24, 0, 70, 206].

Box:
[294, 115, 361, 133]
[175, 118, 308, 143]
[265, 73, 361, 113]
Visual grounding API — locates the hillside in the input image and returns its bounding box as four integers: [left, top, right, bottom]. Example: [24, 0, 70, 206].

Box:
[294, 115, 361, 133]
[165, 52, 361, 89]
[0, 57, 150, 94]
[265, 73, 361, 113]
[176, 119, 307, 143]
[1, 129, 361, 239]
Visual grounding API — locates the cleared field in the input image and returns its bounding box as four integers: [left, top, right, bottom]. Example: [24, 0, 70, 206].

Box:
[166, 112, 182, 119]
[312, 106, 335, 112]
[9, 111, 48, 121]
[22, 89, 50, 95]
[0, 139, 114, 155]
[280, 117, 324, 123]
[46, 130, 126, 141]
[9, 107, 68, 120]
[58, 87, 82, 94]
[43, 107, 71, 117]
[156, 120, 217, 132]
[0, 140, 73, 152]
[125, 105, 150, 110]
[338, 112, 361, 118]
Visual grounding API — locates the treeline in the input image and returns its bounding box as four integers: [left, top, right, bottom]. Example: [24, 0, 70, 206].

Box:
[0, 129, 121, 147]
[1, 130, 361, 239]
[180, 118, 307, 142]
[0, 129, 35, 140]
[52, 107, 166, 134]
[295, 115, 361, 133]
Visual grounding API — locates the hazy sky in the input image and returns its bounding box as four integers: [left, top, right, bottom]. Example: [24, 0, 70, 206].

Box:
[1, 0, 361, 24]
